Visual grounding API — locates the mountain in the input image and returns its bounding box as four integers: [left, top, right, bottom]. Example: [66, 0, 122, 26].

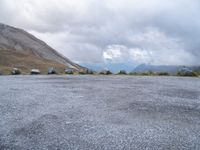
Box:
[133, 64, 200, 74]
[0, 23, 86, 74]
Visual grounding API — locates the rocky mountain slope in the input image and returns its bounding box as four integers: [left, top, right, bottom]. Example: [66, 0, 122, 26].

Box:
[0, 23, 86, 74]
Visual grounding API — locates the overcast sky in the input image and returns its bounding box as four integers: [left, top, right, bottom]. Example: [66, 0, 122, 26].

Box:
[0, 0, 200, 71]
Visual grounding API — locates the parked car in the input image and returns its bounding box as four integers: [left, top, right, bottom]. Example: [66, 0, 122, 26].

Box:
[65, 68, 75, 74]
[11, 68, 21, 75]
[31, 69, 40, 75]
[48, 67, 57, 74]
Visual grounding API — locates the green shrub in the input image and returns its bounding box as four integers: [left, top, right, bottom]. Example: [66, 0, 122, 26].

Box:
[129, 71, 170, 76]
[141, 72, 150, 76]
[78, 69, 95, 75]
[86, 69, 95, 74]
[137, 71, 154, 76]
[129, 72, 139, 75]
[99, 70, 112, 75]
[65, 71, 73, 74]
[78, 71, 86, 75]
[177, 70, 198, 77]
[157, 72, 169, 76]
[117, 70, 127, 75]
[99, 71, 105, 75]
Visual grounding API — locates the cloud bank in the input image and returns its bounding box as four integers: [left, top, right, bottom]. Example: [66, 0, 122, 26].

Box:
[0, 0, 200, 70]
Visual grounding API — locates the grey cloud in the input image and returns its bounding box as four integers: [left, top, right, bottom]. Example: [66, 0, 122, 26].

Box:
[0, 0, 200, 70]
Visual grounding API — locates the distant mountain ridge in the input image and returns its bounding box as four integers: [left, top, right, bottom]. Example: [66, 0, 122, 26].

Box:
[0, 23, 86, 74]
[133, 64, 200, 74]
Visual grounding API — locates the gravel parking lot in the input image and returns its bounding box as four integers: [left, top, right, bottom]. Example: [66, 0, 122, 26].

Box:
[0, 75, 200, 150]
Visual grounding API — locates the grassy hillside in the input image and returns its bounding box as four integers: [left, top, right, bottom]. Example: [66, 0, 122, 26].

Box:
[0, 49, 67, 75]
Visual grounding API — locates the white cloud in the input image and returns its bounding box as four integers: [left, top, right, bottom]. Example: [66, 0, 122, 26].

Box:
[130, 48, 153, 64]
[103, 45, 152, 65]
[103, 45, 124, 62]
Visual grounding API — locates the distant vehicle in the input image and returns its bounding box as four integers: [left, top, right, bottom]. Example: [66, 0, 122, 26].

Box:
[65, 68, 75, 74]
[177, 67, 198, 77]
[11, 68, 21, 75]
[31, 69, 40, 75]
[48, 67, 57, 74]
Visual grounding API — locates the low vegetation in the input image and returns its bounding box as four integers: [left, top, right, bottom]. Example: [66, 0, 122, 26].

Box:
[86, 70, 95, 75]
[117, 70, 127, 75]
[99, 70, 113, 75]
[157, 72, 169, 76]
[2, 67, 199, 77]
[65, 71, 73, 74]
[129, 71, 169, 76]
[78, 71, 87, 75]
[0, 55, 199, 77]
[177, 70, 198, 77]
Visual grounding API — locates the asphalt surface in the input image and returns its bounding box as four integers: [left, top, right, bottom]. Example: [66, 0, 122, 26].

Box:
[0, 75, 200, 150]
